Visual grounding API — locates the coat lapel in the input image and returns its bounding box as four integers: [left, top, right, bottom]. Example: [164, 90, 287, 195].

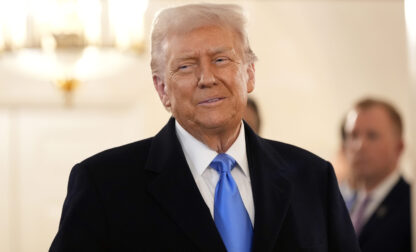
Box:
[144, 119, 293, 251]
[245, 124, 293, 252]
[144, 118, 226, 251]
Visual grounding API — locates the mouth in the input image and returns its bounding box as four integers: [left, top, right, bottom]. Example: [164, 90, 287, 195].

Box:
[199, 97, 225, 105]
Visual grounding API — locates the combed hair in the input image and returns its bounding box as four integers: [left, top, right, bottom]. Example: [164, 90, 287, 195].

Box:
[150, 3, 257, 76]
[345, 97, 403, 137]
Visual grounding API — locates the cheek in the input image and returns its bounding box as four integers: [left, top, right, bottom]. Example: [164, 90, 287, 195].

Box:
[381, 145, 399, 161]
[344, 149, 356, 163]
[345, 142, 358, 155]
[235, 67, 248, 83]
[368, 144, 394, 166]
[169, 76, 196, 98]
[169, 87, 198, 116]
[223, 68, 249, 95]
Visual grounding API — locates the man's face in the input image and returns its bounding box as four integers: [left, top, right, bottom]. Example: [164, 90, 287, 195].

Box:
[153, 25, 255, 134]
[344, 106, 403, 186]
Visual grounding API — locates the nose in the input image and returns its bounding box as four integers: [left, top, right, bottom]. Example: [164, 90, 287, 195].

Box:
[197, 61, 216, 88]
[354, 138, 363, 150]
[351, 136, 367, 152]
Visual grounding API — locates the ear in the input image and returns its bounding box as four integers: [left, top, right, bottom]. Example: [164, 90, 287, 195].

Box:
[246, 63, 255, 93]
[397, 138, 404, 155]
[153, 75, 171, 110]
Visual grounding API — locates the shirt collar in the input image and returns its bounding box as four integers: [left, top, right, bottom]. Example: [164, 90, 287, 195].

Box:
[175, 120, 249, 177]
[358, 169, 401, 201]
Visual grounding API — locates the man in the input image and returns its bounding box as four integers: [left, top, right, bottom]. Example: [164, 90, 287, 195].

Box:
[50, 4, 359, 251]
[243, 97, 261, 134]
[343, 98, 411, 252]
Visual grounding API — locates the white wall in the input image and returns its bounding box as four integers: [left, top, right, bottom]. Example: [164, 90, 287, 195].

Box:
[0, 0, 414, 251]
[0, 110, 12, 252]
[247, 1, 412, 166]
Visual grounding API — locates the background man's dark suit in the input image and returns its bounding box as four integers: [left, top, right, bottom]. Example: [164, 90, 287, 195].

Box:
[50, 118, 359, 251]
[358, 177, 411, 252]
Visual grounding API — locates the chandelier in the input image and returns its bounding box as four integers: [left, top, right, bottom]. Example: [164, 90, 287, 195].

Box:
[0, 0, 149, 106]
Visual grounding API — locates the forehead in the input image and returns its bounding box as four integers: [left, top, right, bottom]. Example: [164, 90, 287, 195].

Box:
[346, 106, 394, 132]
[163, 25, 242, 58]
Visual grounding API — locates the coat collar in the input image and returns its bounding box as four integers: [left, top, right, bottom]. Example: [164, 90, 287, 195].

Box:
[244, 121, 293, 252]
[144, 117, 226, 251]
[144, 118, 293, 252]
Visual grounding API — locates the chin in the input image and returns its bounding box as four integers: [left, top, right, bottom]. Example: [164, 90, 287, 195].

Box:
[199, 120, 228, 130]
[198, 116, 239, 130]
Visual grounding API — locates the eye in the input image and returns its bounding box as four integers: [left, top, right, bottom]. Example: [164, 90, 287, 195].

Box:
[346, 131, 359, 143]
[367, 131, 379, 141]
[177, 64, 194, 72]
[348, 131, 358, 139]
[214, 57, 229, 64]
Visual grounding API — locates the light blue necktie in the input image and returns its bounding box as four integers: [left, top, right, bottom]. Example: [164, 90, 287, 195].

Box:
[211, 153, 253, 252]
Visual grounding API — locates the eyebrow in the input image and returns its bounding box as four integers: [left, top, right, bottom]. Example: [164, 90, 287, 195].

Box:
[172, 47, 235, 63]
[172, 54, 198, 64]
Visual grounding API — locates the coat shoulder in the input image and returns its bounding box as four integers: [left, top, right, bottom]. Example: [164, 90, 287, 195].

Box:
[261, 138, 329, 169]
[78, 137, 154, 173]
[256, 138, 336, 186]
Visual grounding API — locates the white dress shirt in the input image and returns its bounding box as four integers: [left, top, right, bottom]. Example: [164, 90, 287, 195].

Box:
[350, 170, 401, 228]
[175, 120, 255, 224]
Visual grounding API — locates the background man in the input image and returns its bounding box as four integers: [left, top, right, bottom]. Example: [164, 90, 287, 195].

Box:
[243, 97, 262, 134]
[343, 98, 411, 252]
[50, 3, 359, 251]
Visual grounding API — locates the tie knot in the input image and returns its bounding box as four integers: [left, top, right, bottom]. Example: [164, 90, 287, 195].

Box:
[211, 153, 236, 174]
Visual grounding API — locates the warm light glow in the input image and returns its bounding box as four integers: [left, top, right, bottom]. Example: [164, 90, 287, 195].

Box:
[108, 0, 148, 49]
[77, 0, 101, 45]
[0, 0, 148, 106]
[29, 0, 59, 34]
[0, 34, 4, 51]
[0, 22, 4, 51]
[14, 49, 60, 79]
[74, 46, 100, 79]
[50, 1, 82, 34]
[74, 47, 134, 80]
[0, 0, 4, 50]
[0, 0, 27, 49]
[0, 0, 148, 51]
[29, 0, 84, 40]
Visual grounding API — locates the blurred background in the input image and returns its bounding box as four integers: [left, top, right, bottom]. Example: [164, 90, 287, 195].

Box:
[0, 0, 415, 251]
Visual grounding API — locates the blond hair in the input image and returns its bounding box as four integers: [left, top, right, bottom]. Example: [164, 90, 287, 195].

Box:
[150, 3, 257, 76]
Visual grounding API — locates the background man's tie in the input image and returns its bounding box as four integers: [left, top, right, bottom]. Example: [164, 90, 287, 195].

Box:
[211, 153, 253, 252]
[352, 195, 372, 234]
